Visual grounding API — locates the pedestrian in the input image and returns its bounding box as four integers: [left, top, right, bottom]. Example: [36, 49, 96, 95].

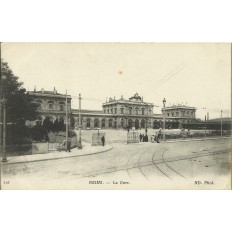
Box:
[139, 133, 143, 142]
[158, 128, 162, 140]
[142, 134, 145, 142]
[101, 135, 105, 146]
[67, 138, 71, 152]
[151, 135, 155, 143]
[63, 139, 66, 149]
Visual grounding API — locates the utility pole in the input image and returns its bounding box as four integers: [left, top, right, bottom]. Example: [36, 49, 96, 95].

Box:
[65, 90, 68, 151]
[0, 76, 2, 159]
[1, 75, 7, 162]
[221, 110, 223, 137]
[78, 93, 82, 149]
[163, 98, 166, 141]
[205, 115, 207, 137]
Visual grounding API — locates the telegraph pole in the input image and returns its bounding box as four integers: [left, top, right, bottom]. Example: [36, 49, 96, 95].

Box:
[65, 90, 68, 151]
[0, 76, 2, 159]
[163, 98, 166, 141]
[1, 75, 7, 162]
[221, 110, 223, 137]
[78, 93, 82, 149]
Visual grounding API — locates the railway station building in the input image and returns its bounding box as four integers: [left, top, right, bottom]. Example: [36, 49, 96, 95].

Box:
[27, 88, 198, 130]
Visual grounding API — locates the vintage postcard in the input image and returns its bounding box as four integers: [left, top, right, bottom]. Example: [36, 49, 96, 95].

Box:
[0, 43, 231, 190]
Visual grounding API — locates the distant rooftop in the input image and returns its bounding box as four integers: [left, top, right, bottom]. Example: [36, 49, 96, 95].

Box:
[208, 117, 231, 122]
[163, 104, 196, 110]
[103, 93, 154, 106]
[28, 87, 71, 98]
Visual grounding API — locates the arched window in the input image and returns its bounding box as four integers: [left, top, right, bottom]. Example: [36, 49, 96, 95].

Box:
[128, 119, 133, 128]
[102, 119, 105, 128]
[94, 118, 99, 128]
[109, 119, 112, 128]
[135, 119, 139, 129]
[141, 119, 145, 128]
[120, 119, 124, 127]
[87, 118, 91, 127]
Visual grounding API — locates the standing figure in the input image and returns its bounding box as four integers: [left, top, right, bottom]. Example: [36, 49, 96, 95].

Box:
[139, 133, 143, 142]
[158, 128, 162, 141]
[67, 138, 71, 152]
[101, 135, 105, 146]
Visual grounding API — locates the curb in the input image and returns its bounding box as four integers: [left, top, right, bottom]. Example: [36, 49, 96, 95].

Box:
[1, 145, 113, 165]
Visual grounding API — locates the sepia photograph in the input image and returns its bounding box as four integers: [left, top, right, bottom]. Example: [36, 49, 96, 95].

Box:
[0, 43, 231, 189]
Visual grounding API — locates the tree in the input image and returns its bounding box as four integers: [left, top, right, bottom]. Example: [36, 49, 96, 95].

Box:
[1, 59, 39, 125]
[42, 116, 53, 132]
[1, 59, 39, 145]
[53, 118, 59, 134]
[70, 115, 75, 129]
[58, 117, 65, 131]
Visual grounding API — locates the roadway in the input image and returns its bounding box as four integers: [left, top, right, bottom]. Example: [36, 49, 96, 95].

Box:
[1, 138, 231, 189]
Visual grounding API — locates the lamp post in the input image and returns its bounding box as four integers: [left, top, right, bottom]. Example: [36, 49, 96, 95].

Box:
[1, 75, 7, 162]
[163, 98, 166, 141]
[145, 105, 148, 137]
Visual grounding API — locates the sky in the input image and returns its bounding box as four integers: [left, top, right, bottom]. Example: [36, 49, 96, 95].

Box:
[2, 43, 231, 120]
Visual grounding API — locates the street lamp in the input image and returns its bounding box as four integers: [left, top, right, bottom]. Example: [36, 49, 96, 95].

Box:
[163, 98, 166, 141]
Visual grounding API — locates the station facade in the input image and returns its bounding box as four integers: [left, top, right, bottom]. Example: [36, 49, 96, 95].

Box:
[27, 88, 198, 129]
[26, 87, 71, 127]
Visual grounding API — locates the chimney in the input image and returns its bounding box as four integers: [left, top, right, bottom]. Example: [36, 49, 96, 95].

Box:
[207, 112, 209, 121]
[34, 86, 36, 92]
[53, 87, 57, 94]
[41, 88, 44, 93]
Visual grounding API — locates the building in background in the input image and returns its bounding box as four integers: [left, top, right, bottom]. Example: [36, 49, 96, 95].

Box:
[27, 89, 198, 130]
[161, 104, 197, 128]
[26, 87, 72, 127]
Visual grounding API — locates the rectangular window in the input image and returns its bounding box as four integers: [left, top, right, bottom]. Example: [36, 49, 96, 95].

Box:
[120, 108, 124, 114]
[48, 104, 53, 110]
[60, 105, 64, 111]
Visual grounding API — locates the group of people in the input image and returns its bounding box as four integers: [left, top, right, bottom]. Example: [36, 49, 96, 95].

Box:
[63, 138, 71, 152]
[150, 128, 163, 143]
[139, 133, 148, 142]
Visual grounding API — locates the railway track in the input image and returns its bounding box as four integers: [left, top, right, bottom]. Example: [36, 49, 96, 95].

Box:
[63, 147, 230, 181]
